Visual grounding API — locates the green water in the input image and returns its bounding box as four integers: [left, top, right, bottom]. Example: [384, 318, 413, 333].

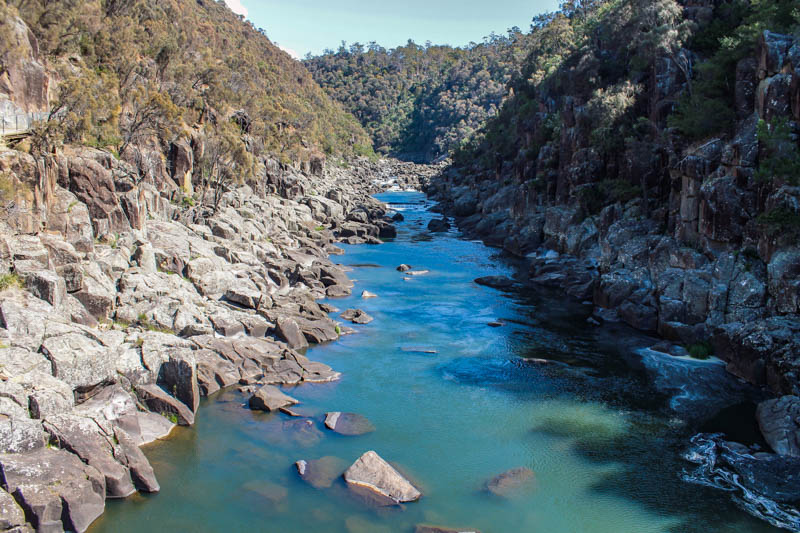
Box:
[92, 192, 780, 533]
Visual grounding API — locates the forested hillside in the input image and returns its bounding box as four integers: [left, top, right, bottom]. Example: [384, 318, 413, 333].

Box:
[305, 34, 532, 161]
[0, 0, 372, 167]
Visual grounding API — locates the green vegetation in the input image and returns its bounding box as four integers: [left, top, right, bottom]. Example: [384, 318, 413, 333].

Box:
[686, 341, 714, 360]
[755, 118, 800, 186]
[2, 0, 372, 166]
[305, 32, 534, 161]
[161, 411, 179, 425]
[136, 313, 175, 335]
[0, 273, 22, 292]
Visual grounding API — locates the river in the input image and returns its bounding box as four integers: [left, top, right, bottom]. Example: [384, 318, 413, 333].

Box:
[91, 191, 781, 533]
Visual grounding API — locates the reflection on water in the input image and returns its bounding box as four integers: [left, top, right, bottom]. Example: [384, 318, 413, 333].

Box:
[92, 192, 781, 533]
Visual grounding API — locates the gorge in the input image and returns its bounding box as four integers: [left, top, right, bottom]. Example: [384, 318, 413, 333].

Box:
[0, 0, 799, 532]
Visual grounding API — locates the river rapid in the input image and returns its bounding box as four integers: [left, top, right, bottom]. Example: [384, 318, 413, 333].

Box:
[91, 192, 783, 533]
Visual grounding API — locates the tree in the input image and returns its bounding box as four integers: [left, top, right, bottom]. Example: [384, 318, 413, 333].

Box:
[119, 82, 181, 154]
[197, 121, 253, 212]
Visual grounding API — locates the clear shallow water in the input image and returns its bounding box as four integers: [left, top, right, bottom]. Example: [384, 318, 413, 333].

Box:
[92, 192, 781, 533]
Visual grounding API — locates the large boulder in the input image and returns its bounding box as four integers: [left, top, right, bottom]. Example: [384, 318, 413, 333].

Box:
[340, 309, 373, 325]
[0, 448, 105, 533]
[0, 488, 28, 532]
[343, 450, 421, 503]
[43, 414, 136, 499]
[757, 396, 800, 457]
[248, 385, 298, 412]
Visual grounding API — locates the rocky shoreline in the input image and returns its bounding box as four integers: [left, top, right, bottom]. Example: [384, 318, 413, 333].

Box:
[419, 157, 800, 526]
[0, 142, 431, 532]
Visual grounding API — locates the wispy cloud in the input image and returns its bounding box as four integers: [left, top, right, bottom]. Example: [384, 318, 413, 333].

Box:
[224, 0, 248, 17]
[279, 45, 301, 60]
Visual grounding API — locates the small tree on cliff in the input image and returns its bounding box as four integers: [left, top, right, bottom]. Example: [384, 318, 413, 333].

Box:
[119, 82, 181, 155]
[629, 0, 694, 99]
[197, 120, 253, 213]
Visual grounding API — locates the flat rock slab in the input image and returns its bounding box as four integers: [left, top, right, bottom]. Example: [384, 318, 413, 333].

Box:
[295, 456, 348, 489]
[361, 290, 378, 299]
[137, 411, 176, 445]
[406, 270, 429, 276]
[343, 450, 421, 503]
[485, 467, 535, 497]
[249, 385, 299, 412]
[474, 276, 515, 289]
[416, 526, 482, 533]
[340, 309, 373, 324]
[324, 412, 375, 435]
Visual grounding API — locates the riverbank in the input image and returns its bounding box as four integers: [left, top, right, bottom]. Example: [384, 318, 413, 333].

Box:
[0, 148, 431, 532]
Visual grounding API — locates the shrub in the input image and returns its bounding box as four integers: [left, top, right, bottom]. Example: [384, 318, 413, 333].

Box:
[755, 118, 800, 186]
[0, 273, 23, 292]
[687, 341, 714, 360]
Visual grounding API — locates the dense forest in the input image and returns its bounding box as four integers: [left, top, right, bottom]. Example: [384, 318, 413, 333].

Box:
[304, 34, 533, 161]
[0, 0, 373, 171]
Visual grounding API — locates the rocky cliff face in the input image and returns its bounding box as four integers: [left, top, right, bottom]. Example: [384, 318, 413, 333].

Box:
[427, 30, 800, 397]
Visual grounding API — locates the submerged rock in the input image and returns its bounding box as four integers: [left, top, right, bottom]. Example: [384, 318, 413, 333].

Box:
[427, 219, 451, 232]
[295, 456, 348, 489]
[415, 526, 482, 533]
[248, 385, 299, 412]
[340, 309, 373, 324]
[474, 276, 515, 289]
[343, 450, 422, 503]
[324, 412, 375, 435]
[485, 467, 535, 497]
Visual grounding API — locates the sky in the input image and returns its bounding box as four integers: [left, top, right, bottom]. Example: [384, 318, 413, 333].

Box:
[223, 0, 562, 59]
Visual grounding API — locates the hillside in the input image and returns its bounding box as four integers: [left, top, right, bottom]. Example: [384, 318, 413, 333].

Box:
[305, 33, 532, 161]
[0, 0, 373, 167]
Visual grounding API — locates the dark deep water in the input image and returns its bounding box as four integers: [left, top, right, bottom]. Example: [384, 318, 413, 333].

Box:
[92, 192, 782, 533]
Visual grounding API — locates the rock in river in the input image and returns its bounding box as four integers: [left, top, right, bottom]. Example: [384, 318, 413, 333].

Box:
[295, 456, 348, 489]
[416, 526, 482, 533]
[248, 385, 299, 412]
[361, 290, 378, 299]
[485, 467, 535, 497]
[474, 276, 515, 289]
[396, 264, 412, 272]
[325, 412, 376, 435]
[427, 219, 451, 232]
[340, 309, 374, 324]
[756, 395, 800, 457]
[343, 450, 422, 503]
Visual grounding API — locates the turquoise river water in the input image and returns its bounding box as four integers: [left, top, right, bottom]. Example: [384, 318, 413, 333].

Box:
[91, 192, 782, 533]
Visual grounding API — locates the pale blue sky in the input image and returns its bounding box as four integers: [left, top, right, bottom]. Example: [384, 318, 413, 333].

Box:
[225, 0, 561, 58]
